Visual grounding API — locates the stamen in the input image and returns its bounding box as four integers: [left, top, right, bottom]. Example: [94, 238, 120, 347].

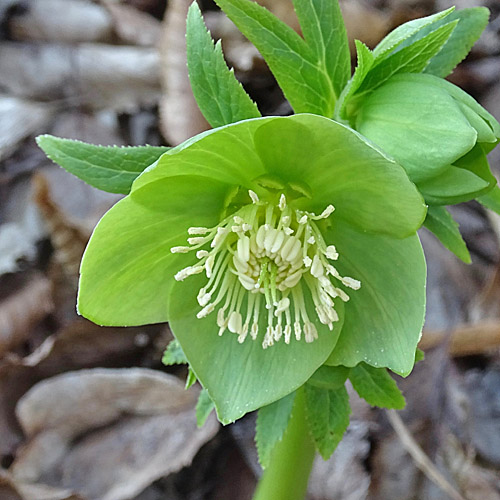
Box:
[171, 193, 360, 348]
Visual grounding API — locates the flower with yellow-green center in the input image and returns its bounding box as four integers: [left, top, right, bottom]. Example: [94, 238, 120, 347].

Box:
[75, 114, 427, 424]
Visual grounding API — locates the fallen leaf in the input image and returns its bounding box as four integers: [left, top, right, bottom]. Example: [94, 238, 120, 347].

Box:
[0, 43, 161, 111]
[102, 1, 162, 46]
[11, 368, 219, 500]
[0, 275, 53, 358]
[0, 96, 53, 161]
[7, 0, 113, 43]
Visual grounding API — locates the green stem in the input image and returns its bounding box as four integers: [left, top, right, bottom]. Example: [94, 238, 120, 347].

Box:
[252, 389, 316, 500]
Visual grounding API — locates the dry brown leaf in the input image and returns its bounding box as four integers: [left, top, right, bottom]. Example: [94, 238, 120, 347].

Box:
[0, 275, 53, 358]
[7, 0, 113, 43]
[0, 319, 161, 456]
[340, 0, 391, 50]
[102, 1, 162, 46]
[159, 0, 210, 145]
[0, 43, 161, 111]
[0, 472, 85, 500]
[0, 96, 54, 161]
[32, 173, 89, 279]
[308, 421, 371, 500]
[11, 368, 219, 500]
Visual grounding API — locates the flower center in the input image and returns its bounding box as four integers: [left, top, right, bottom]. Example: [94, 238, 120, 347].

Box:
[171, 191, 360, 348]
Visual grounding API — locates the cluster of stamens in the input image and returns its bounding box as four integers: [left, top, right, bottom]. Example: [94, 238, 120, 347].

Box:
[171, 191, 360, 348]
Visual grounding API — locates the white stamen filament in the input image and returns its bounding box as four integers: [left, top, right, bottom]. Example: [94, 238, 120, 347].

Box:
[171, 193, 360, 348]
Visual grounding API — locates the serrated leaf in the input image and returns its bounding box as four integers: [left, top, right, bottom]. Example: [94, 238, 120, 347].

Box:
[307, 365, 350, 390]
[415, 348, 425, 363]
[372, 7, 454, 58]
[424, 8, 490, 78]
[214, 0, 335, 116]
[186, 2, 260, 128]
[304, 384, 350, 459]
[424, 206, 470, 263]
[478, 185, 500, 215]
[196, 388, 215, 427]
[186, 367, 197, 390]
[357, 20, 458, 94]
[36, 135, 169, 194]
[256, 391, 296, 468]
[349, 363, 405, 410]
[162, 339, 188, 365]
[292, 0, 350, 99]
[336, 40, 374, 120]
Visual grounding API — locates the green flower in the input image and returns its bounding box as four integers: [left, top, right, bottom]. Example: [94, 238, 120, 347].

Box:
[354, 73, 500, 201]
[77, 113, 427, 423]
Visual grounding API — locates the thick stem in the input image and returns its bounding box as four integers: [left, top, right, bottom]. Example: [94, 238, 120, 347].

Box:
[252, 389, 316, 500]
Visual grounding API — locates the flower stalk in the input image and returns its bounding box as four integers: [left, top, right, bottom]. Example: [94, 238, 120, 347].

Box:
[252, 389, 315, 500]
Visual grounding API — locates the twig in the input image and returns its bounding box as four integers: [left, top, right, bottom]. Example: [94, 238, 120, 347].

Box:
[385, 410, 467, 500]
[420, 321, 500, 356]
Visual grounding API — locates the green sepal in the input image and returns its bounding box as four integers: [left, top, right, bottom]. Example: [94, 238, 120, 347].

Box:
[36, 135, 169, 194]
[357, 20, 459, 95]
[77, 175, 230, 326]
[214, 0, 335, 116]
[349, 363, 406, 410]
[325, 222, 426, 377]
[307, 365, 350, 391]
[256, 391, 296, 469]
[424, 206, 471, 264]
[355, 75, 477, 183]
[418, 144, 494, 205]
[186, 2, 261, 128]
[169, 271, 345, 424]
[478, 185, 500, 215]
[196, 388, 216, 427]
[304, 383, 350, 460]
[292, 0, 350, 99]
[372, 7, 454, 58]
[162, 339, 188, 365]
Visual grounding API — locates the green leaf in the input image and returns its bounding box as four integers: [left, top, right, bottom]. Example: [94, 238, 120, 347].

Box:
[292, 0, 350, 99]
[77, 175, 230, 326]
[169, 271, 345, 424]
[36, 135, 169, 194]
[356, 75, 477, 183]
[478, 185, 500, 215]
[372, 7, 454, 58]
[424, 8, 490, 78]
[325, 222, 426, 377]
[256, 391, 296, 468]
[162, 339, 188, 365]
[357, 20, 459, 94]
[186, 367, 197, 389]
[214, 0, 335, 116]
[186, 2, 260, 128]
[424, 206, 471, 264]
[307, 365, 350, 390]
[304, 384, 350, 459]
[415, 348, 425, 363]
[196, 388, 215, 426]
[336, 40, 374, 120]
[349, 363, 405, 409]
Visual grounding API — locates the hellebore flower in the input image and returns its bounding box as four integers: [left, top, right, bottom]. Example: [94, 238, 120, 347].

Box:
[77, 114, 427, 423]
[354, 73, 500, 203]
